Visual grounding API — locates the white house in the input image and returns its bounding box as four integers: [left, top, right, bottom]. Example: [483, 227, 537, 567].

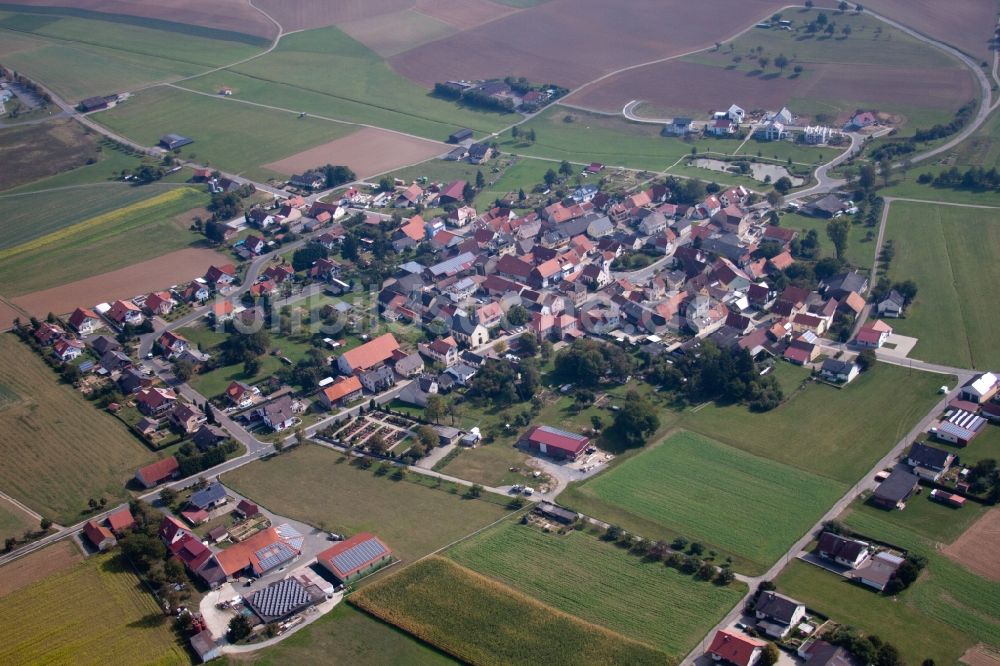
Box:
[754, 591, 806, 639]
[820, 358, 860, 384]
[877, 290, 906, 317]
[727, 104, 746, 123]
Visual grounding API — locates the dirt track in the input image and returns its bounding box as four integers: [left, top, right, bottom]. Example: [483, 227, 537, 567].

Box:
[9, 247, 230, 322]
[944, 507, 1000, 582]
[263, 126, 447, 180]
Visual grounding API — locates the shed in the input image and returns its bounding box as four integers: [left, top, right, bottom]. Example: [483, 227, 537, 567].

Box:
[448, 128, 473, 143]
[871, 470, 919, 510]
[159, 133, 194, 151]
[190, 630, 221, 663]
[536, 502, 578, 524]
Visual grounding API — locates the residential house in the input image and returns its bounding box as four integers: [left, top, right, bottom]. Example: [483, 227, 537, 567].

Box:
[851, 551, 904, 591]
[337, 333, 400, 375]
[806, 194, 848, 219]
[262, 265, 294, 284]
[467, 143, 492, 164]
[135, 456, 180, 488]
[819, 358, 860, 384]
[393, 352, 424, 378]
[394, 183, 424, 208]
[84, 520, 117, 551]
[445, 362, 477, 387]
[452, 315, 489, 347]
[289, 171, 324, 190]
[243, 235, 266, 255]
[136, 387, 178, 415]
[817, 532, 870, 568]
[848, 109, 878, 129]
[855, 320, 892, 348]
[106, 507, 136, 535]
[188, 482, 227, 513]
[52, 338, 84, 363]
[204, 264, 237, 291]
[871, 469, 920, 510]
[420, 337, 459, 367]
[437, 180, 467, 205]
[157, 330, 189, 358]
[906, 442, 954, 481]
[108, 300, 144, 327]
[225, 381, 258, 408]
[707, 117, 737, 136]
[144, 291, 175, 316]
[664, 117, 693, 136]
[755, 591, 806, 639]
[319, 375, 363, 409]
[798, 640, 857, 666]
[169, 402, 206, 434]
[822, 271, 868, 299]
[214, 526, 301, 580]
[68, 307, 102, 335]
[707, 629, 767, 666]
[256, 395, 296, 432]
[179, 281, 211, 303]
[192, 424, 228, 451]
[360, 365, 395, 394]
[877, 290, 906, 317]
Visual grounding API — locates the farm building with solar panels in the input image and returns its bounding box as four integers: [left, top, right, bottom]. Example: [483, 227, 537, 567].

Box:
[215, 526, 302, 579]
[246, 578, 325, 623]
[317, 533, 393, 583]
[520, 425, 591, 461]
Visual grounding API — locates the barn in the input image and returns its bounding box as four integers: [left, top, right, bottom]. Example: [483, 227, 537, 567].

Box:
[317, 532, 393, 584]
[521, 425, 590, 461]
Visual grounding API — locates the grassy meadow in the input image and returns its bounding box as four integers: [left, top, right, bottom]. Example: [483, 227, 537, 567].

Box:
[351, 556, 668, 666]
[0, 335, 157, 523]
[561, 431, 845, 574]
[446, 521, 745, 658]
[0, 551, 188, 664]
[778, 210, 878, 271]
[0, 185, 209, 295]
[223, 444, 510, 563]
[0, 496, 37, 543]
[881, 201, 1000, 369]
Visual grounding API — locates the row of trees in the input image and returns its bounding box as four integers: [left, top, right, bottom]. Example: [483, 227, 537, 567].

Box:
[920, 165, 1000, 192]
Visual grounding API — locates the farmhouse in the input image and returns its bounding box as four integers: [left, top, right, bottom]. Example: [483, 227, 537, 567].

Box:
[905, 442, 954, 480]
[448, 128, 473, 143]
[851, 551, 904, 592]
[135, 456, 180, 489]
[214, 526, 301, 579]
[806, 194, 848, 219]
[871, 469, 919, 510]
[754, 591, 806, 639]
[289, 171, 325, 190]
[159, 133, 193, 151]
[817, 532, 870, 568]
[959, 372, 999, 404]
[535, 502, 578, 525]
[707, 629, 767, 666]
[317, 532, 393, 583]
[936, 408, 986, 445]
[319, 375, 363, 409]
[84, 520, 116, 551]
[520, 425, 590, 461]
[337, 333, 400, 375]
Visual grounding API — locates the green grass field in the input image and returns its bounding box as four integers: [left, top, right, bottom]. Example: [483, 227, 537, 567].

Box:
[95, 86, 353, 181]
[959, 424, 1000, 466]
[853, 490, 987, 544]
[679, 363, 947, 484]
[447, 521, 745, 659]
[561, 431, 845, 574]
[0, 335, 157, 523]
[180, 26, 512, 140]
[777, 211, 877, 270]
[0, 550, 188, 664]
[0, 185, 209, 296]
[224, 602, 454, 666]
[882, 172, 1000, 207]
[351, 556, 668, 666]
[0, 496, 37, 543]
[223, 444, 510, 563]
[882, 201, 1000, 369]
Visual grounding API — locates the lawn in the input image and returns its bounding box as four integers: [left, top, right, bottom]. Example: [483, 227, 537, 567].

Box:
[0, 551, 189, 664]
[679, 363, 947, 484]
[882, 171, 1000, 207]
[351, 556, 668, 666]
[882, 201, 1000, 370]
[560, 431, 845, 574]
[957, 423, 1000, 467]
[0, 334, 157, 523]
[776, 560, 971, 666]
[181, 25, 513, 141]
[446, 521, 745, 659]
[95, 86, 353, 181]
[0, 495, 37, 543]
[0, 8, 262, 100]
[222, 444, 510, 563]
[851, 490, 987, 544]
[778, 211, 877, 271]
[227, 602, 455, 666]
[0, 185, 209, 295]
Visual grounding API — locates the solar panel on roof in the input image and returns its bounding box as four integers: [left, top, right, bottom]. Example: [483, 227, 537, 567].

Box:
[330, 538, 387, 576]
[537, 425, 587, 440]
[255, 541, 295, 572]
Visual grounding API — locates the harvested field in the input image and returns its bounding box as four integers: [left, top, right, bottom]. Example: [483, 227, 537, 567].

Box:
[0, 495, 38, 544]
[263, 127, 447, 179]
[0, 119, 97, 191]
[945, 509, 1000, 583]
[0, 540, 82, 598]
[351, 556, 668, 666]
[10, 247, 228, 321]
[3, 0, 276, 40]
[389, 0, 783, 89]
[864, 0, 998, 62]
[961, 646, 1000, 666]
[0, 301, 24, 331]
[570, 60, 974, 119]
[253, 0, 412, 33]
[339, 10, 455, 58]
[414, 0, 518, 30]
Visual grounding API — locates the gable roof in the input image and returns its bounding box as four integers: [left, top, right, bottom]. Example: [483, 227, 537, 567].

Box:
[907, 442, 952, 469]
[756, 591, 803, 623]
[708, 629, 766, 666]
[214, 526, 300, 576]
[339, 333, 400, 372]
[317, 532, 391, 579]
[136, 456, 179, 486]
[323, 375, 363, 402]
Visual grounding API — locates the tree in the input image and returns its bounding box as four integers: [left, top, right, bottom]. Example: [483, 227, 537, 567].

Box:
[859, 163, 877, 190]
[526, 128, 536, 143]
[543, 168, 558, 188]
[838, 0, 849, 10]
[321, 164, 355, 188]
[475, 170, 485, 189]
[519, 332, 538, 357]
[760, 643, 781, 666]
[773, 176, 793, 194]
[416, 425, 438, 450]
[227, 615, 253, 643]
[540, 340, 554, 360]
[466, 483, 483, 498]
[462, 181, 476, 203]
[518, 187, 526, 201]
[425, 394, 447, 424]
[174, 359, 194, 381]
[878, 157, 894, 187]
[205, 402, 217, 425]
[511, 126, 520, 139]
[4, 537, 15, 552]
[804, 0, 814, 7]
[613, 390, 660, 448]
[774, 54, 789, 71]
[766, 190, 783, 208]
[857, 348, 877, 372]
[243, 356, 260, 377]
[40, 517, 52, 531]
[826, 217, 850, 260]
[793, 64, 804, 76]
[505, 304, 531, 326]
[292, 242, 328, 271]
[757, 56, 770, 69]
[590, 415, 603, 432]
[559, 160, 573, 177]
[160, 487, 178, 507]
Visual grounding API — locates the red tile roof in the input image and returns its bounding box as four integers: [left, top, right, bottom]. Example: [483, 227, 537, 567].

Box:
[339, 333, 400, 373]
[523, 425, 590, 456]
[106, 507, 136, 534]
[707, 629, 766, 666]
[323, 375, 363, 403]
[84, 520, 114, 548]
[136, 456, 179, 486]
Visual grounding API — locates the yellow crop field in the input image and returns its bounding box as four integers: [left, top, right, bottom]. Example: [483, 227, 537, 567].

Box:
[0, 551, 189, 664]
[0, 187, 194, 262]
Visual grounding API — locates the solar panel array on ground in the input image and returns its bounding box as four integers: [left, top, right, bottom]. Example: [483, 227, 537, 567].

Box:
[247, 578, 313, 622]
[331, 538, 388, 577]
[255, 541, 296, 573]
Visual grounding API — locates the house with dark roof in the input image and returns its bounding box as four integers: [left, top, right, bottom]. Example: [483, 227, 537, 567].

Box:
[820, 358, 860, 384]
[359, 365, 395, 394]
[317, 532, 393, 583]
[806, 193, 848, 218]
[877, 290, 906, 317]
[188, 482, 228, 512]
[821, 270, 868, 299]
[159, 133, 193, 150]
[754, 591, 806, 639]
[851, 551, 904, 591]
[256, 395, 296, 432]
[905, 442, 954, 481]
[798, 640, 858, 666]
[817, 532, 870, 568]
[871, 469, 920, 510]
[193, 424, 228, 452]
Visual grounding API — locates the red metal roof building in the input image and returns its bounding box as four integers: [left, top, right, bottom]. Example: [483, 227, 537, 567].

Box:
[317, 532, 392, 583]
[521, 425, 590, 461]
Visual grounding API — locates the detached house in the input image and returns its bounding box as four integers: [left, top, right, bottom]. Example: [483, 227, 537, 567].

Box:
[820, 358, 860, 384]
[34, 322, 65, 346]
[256, 395, 296, 432]
[157, 331, 189, 358]
[136, 387, 178, 415]
[755, 591, 806, 639]
[319, 375, 363, 409]
[707, 629, 767, 666]
[69, 307, 103, 335]
[144, 291, 175, 316]
[225, 381, 258, 408]
[905, 442, 954, 481]
[108, 300, 144, 327]
[817, 532, 870, 568]
[169, 402, 207, 434]
[420, 337, 459, 367]
[877, 290, 906, 317]
[204, 264, 237, 292]
[53, 338, 85, 363]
